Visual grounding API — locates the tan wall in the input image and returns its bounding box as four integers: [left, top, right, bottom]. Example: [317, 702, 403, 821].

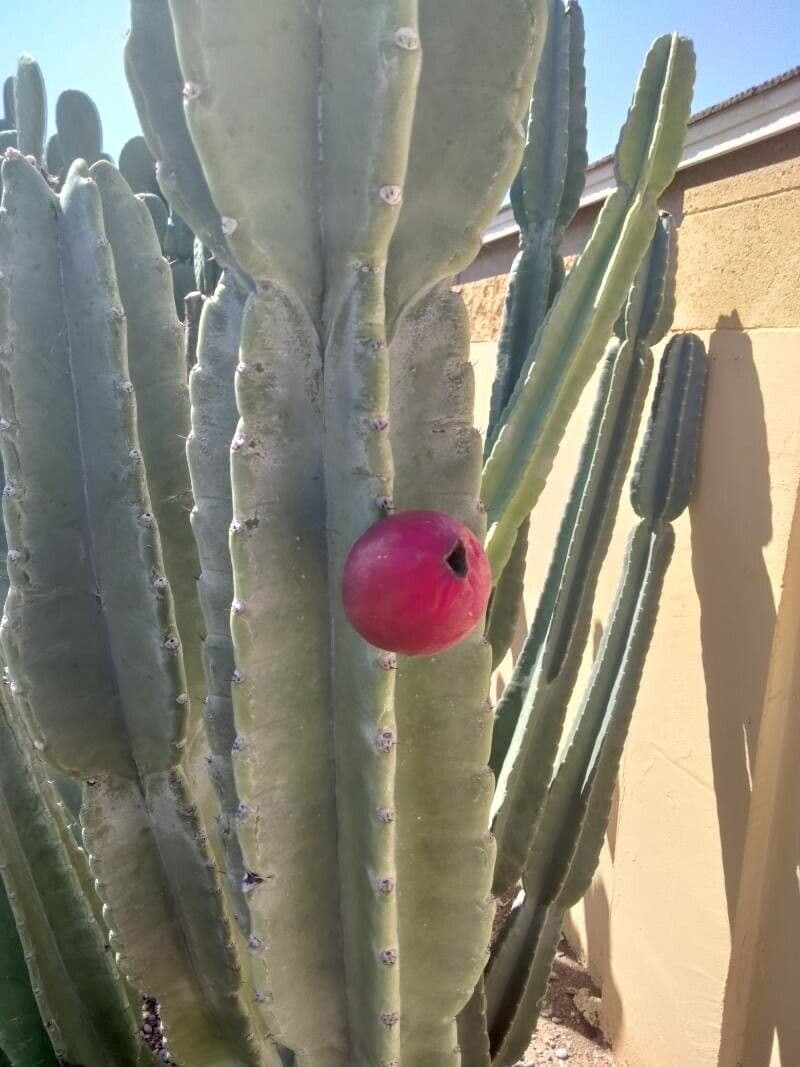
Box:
[464, 129, 800, 1067]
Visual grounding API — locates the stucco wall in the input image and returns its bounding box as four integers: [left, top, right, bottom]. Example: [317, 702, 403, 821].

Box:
[464, 128, 800, 1066]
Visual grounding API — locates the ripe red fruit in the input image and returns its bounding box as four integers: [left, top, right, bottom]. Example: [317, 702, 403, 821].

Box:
[342, 510, 492, 656]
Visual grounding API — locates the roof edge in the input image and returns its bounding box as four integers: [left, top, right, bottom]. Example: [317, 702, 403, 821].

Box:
[483, 65, 800, 246]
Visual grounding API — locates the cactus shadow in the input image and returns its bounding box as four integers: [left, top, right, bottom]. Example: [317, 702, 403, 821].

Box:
[716, 479, 800, 1067]
[690, 311, 774, 930]
[691, 313, 800, 1064]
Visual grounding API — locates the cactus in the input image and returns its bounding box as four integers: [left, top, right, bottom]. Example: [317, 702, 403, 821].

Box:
[0, 77, 15, 132]
[484, 332, 707, 1067]
[0, 4, 704, 1066]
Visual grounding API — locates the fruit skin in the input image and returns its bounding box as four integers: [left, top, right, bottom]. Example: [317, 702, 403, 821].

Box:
[342, 511, 492, 656]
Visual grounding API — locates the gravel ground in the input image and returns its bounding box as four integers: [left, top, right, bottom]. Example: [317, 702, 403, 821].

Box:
[517, 939, 615, 1067]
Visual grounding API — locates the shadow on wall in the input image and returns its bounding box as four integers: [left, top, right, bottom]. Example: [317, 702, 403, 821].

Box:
[692, 313, 800, 1066]
[690, 310, 774, 930]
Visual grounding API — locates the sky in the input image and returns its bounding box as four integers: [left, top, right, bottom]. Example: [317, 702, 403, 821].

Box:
[1, 1, 798, 164]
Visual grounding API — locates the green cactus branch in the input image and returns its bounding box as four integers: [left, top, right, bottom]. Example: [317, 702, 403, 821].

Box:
[487, 0, 587, 438]
[0, 875, 58, 1067]
[482, 33, 695, 580]
[489, 213, 677, 895]
[391, 285, 494, 1065]
[484, 331, 708, 1063]
[0, 153, 273, 1066]
[0, 699, 141, 1066]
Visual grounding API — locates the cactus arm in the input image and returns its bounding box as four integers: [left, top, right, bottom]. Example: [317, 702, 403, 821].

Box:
[186, 274, 249, 934]
[390, 287, 494, 1066]
[81, 774, 276, 1067]
[483, 0, 587, 657]
[384, 0, 544, 328]
[482, 34, 695, 578]
[55, 89, 103, 167]
[320, 9, 424, 1064]
[456, 976, 491, 1067]
[44, 134, 63, 177]
[0, 702, 141, 1066]
[0, 155, 269, 1066]
[167, 0, 323, 313]
[489, 337, 650, 893]
[0, 877, 58, 1067]
[227, 285, 346, 1063]
[484, 900, 563, 1067]
[621, 210, 677, 345]
[0, 157, 138, 774]
[483, 529, 676, 1067]
[487, 0, 587, 436]
[631, 332, 709, 523]
[119, 135, 160, 197]
[489, 214, 676, 894]
[90, 161, 205, 725]
[13, 56, 46, 164]
[2, 76, 16, 129]
[138, 191, 168, 248]
[525, 523, 674, 908]
[485, 336, 707, 1059]
[485, 517, 530, 670]
[125, 0, 238, 274]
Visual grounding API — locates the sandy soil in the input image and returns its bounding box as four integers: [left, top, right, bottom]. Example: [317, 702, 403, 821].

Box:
[517, 939, 615, 1066]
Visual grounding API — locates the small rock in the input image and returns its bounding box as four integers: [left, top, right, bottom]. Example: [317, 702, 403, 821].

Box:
[573, 987, 603, 1031]
[555, 1049, 570, 1061]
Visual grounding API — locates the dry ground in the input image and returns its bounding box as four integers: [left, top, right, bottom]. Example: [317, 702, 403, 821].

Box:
[517, 939, 615, 1067]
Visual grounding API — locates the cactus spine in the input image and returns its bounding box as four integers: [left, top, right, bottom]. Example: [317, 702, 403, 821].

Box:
[0, 3, 705, 1065]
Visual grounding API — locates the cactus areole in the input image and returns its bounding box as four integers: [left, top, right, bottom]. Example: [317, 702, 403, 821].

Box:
[342, 510, 492, 655]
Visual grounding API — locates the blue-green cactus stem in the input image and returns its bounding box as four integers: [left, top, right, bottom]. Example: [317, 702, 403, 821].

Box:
[119, 135, 160, 197]
[0, 878, 58, 1067]
[631, 332, 708, 524]
[125, 0, 237, 273]
[485, 333, 708, 1063]
[390, 286, 494, 1067]
[55, 89, 103, 168]
[44, 134, 64, 178]
[482, 34, 695, 578]
[483, 0, 587, 671]
[485, 524, 674, 1067]
[487, 0, 587, 439]
[485, 900, 562, 1066]
[485, 517, 531, 670]
[0, 699, 141, 1066]
[0, 153, 273, 1066]
[228, 283, 344, 1062]
[1, 76, 15, 131]
[164, 2, 544, 1060]
[384, 0, 548, 331]
[489, 337, 649, 894]
[456, 977, 491, 1067]
[138, 191, 169, 248]
[89, 161, 206, 755]
[13, 56, 46, 164]
[490, 214, 677, 895]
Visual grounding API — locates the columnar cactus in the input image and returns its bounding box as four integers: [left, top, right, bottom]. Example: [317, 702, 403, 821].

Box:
[0, 3, 706, 1066]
